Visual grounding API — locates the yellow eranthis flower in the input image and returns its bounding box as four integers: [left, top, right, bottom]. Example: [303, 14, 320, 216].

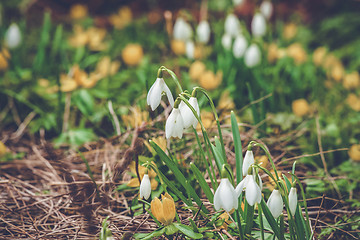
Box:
[0, 48, 10, 71]
[267, 43, 278, 63]
[267, 170, 290, 191]
[256, 155, 268, 168]
[144, 136, 167, 155]
[286, 43, 307, 65]
[59, 65, 102, 92]
[348, 144, 360, 162]
[292, 99, 310, 117]
[87, 27, 108, 51]
[218, 212, 233, 230]
[109, 6, 133, 30]
[68, 25, 89, 48]
[121, 44, 144, 66]
[127, 161, 158, 190]
[198, 70, 223, 90]
[313, 47, 327, 66]
[38, 78, 50, 87]
[0, 141, 7, 157]
[346, 94, 360, 111]
[218, 90, 235, 111]
[343, 71, 360, 90]
[194, 44, 205, 59]
[70, 4, 88, 20]
[171, 40, 186, 55]
[197, 111, 215, 131]
[323, 53, 340, 70]
[189, 61, 206, 81]
[329, 63, 344, 82]
[121, 106, 149, 128]
[151, 193, 176, 226]
[277, 48, 287, 59]
[283, 23, 297, 40]
[60, 74, 78, 92]
[95, 56, 120, 77]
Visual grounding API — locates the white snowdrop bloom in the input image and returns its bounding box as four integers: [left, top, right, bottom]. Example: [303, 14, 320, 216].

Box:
[244, 43, 261, 67]
[267, 189, 284, 218]
[221, 33, 232, 50]
[179, 97, 200, 129]
[235, 173, 262, 197]
[224, 13, 241, 38]
[242, 150, 254, 176]
[147, 78, 174, 111]
[251, 12, 267, 38]
[196, 20, 211, 44]
[173, 17, 192, 41]
[139, 174, 151, 200]
[260, 1, 273, 20]
[214, 178, 238, 212]
[245, 174, 262, 206]
[5, 23, 22, 49]
[186, 41, 195, 59]
[288, 187, 298, 216]
[165, 108, 184, 139]
[233, 35, 247, 58]
[233, 0, 245, 6]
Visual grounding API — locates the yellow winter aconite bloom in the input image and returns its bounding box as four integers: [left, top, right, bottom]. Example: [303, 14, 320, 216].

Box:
[109, 6, 133, 30]
[283, 23, 297, 40]
[348, 144, 360, 162]
[144, 136, 167, 155]
[313, 47, 327, 66]
[267, 43, 279, 63]
[197, 111, 215, 131]
[286, 43, 307, 65]
[171, 39, 186, 55]
[68, 25, 108, 51]
[323, 53, 340, 70]
[346, 94, 360, 112]
[121, 106, 149, 128]
[292, 99, 310, 117]
[121, 44, 144, 66]
[60, 65, 102, 92]
[127, 161, 158, 190]
[330, 63, 344, 82]
[198, 70, 223, 90]
[70, 4, 88, 20]
[151, 193, 176, 226]
[218, 90, 235, 111]
[0, 48, 10, 71]
[95, 56, 120, 77]
[0, 141, 7, 157]
[343, 71, 360, 90]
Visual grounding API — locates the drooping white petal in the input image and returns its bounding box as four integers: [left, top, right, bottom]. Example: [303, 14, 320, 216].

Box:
[165, 108, 184, 139]
[147, 78, 163, 111]
[139, 174, 151, 200]
[213, 182, 222, 211]
[186, 41, 195, 59]
[235, 175, 250, 197]
[242, 150, 255, 176]
[173, 17, 192, 41]
[161, 79, 175, 108]
[288, 187, 298, 216]
[180, 97, 200, 129]
[173, 111, 184, 138]
[196, 20, 211, 44]
[245, 175, 262, 206]
[267, 189, 283, 218]
[244, 43, 261, 68]
[225, 14, 241, 38]
[251, 12, 267, 38]
[221, 34, 232, 50]
[257, 173, 263, 190]
[5, 23, 22, 49]
[233, 35, 247, 58]
[260, 1, 273, 20]
[214, 178, 238, 212]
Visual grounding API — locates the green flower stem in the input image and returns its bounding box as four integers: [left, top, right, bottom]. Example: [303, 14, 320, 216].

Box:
[258, 204, 265, 240]
[159, 66, 183, 93]
[193, 87, 226, 161]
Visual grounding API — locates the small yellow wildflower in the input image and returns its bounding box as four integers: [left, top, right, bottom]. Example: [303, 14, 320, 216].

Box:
[348, 144, 360, 162]
[69, 4, 88, 20]
[346, 94, 360, 112]
[330, 63, 344, 82]
[198, 70, 223, 90]
[127, 161, 158, 190]
[121, 44, 144, 66]
[109, 6, 133, 30]
[171, 39, 186, 55]
[292, 99, 310, 117]
[267, 43, 278, 63]
[0, 141, 7, 157]
[189, 61, 206, 81]
[0, 48, 10, 71]
[95, 56, 120, 77]
[287, 43, 307, 65]
[313, 47, 327, 66]
[151, 193, 176, 226]
[121, 106, 149, 128]
[283, 23, 297, 40]
[343, 71, 360, 90]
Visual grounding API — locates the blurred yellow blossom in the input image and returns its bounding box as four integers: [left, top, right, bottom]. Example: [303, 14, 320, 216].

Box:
[127, 161, 158, 190]
[0, 48, 10, 71]
[121, 44, 144, 66]
[267, 43, 278, 63]
[286, 43, 307, 64]
[38, 78, 50, 87]
[218, 90, 235, 111]
[121, 106, 149, 128]
[109, 6, 133, 30]
[69, 4, 88, 20]
[313, 47, 327, 66]
[292, 98, 310, 117]
[323, 53, 340, 70]
[189, 61, 206, 81]
[197, 111, 215, 131]
[95, 56, 120, 77]
[171, 39, 186, 55]
[256, 155, 268, 168]
[151, 193, 176, 226]
[330, 63, 344, 82]
[198, 70, 223, 90]
[343, 71, 359, 90]
[346, 94, 360, 111]
[283, 23, 297, 40]
[60, 65, 101, 92]
[144, 136, 167, 155]
[348, 144, 360, 162]
[0, 141, 7, 157]
[68, 25, 107, 51]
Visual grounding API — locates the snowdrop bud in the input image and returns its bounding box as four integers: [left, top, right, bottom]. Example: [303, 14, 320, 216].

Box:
[244, 43, 261, 67]
[180, 97, 200, 129]
[140, 174, 151, 200]
[5, 23, 22, 49]
[221, 34, 232, 50]
[267, 189, 283, 218]
[165, 107, 184, 139]
[147, 77, 174, 111]
[196, 20, 211, 44]
[173, 17, 192, 41]
[251, 12, 266, 38]
[288, 187, 298, 216]
[260, 1, 273, 20]
[245, 174, 262, 206]
[225, 13, 241, 38]
[242, 150, 254, 176]
[186, 41, 195, 59]
[214, 178, 238, 212]
[233, 35, 247, 58]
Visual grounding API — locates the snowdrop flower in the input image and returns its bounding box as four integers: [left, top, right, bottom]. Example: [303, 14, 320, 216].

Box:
[5, 23, 22, 49]
[196, 20, 211, 44]
[165, 107, 184, 139]
[179, 97, 200, 129]
[173, 17, 192, 41]
[244, 43, 261, 67]
[267, 189, 283, 218]
[251, 12, 266, 38]
[140, 174, 151, 200]
[235, 171, 262, 206]
[233, 35, 247, 58]
[186, 41, 195, 59]
[288, 187, 298, 216]
[214, 178, 238, 212]
[147, 77, 174, 111]
[242, 150, 254, 176]
[221, 33, 232, 50]
[224, 13, 241, 38]
[260, 1, 273, 20]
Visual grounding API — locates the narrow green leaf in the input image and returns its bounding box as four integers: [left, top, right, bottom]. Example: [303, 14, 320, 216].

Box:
[260, 199, 285, 240]
[174, 223, 203, 239]
[210, 143, 224, 171]
[190, 163, 214, 203]
[134, 227, 165, 240]
[244, 201, 254, 235]
[283, 173, 292, 191]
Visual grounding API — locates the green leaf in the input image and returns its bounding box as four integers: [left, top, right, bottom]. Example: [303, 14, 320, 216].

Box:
[74, 89, 94, 116]
[133, 227, 165, 240]
[174, 223, 203, 239]
[190, 163, 214, 203]
[231, 111, 243, 184]
[260, 199, 285, 240]
[210, 143, 224, 172]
